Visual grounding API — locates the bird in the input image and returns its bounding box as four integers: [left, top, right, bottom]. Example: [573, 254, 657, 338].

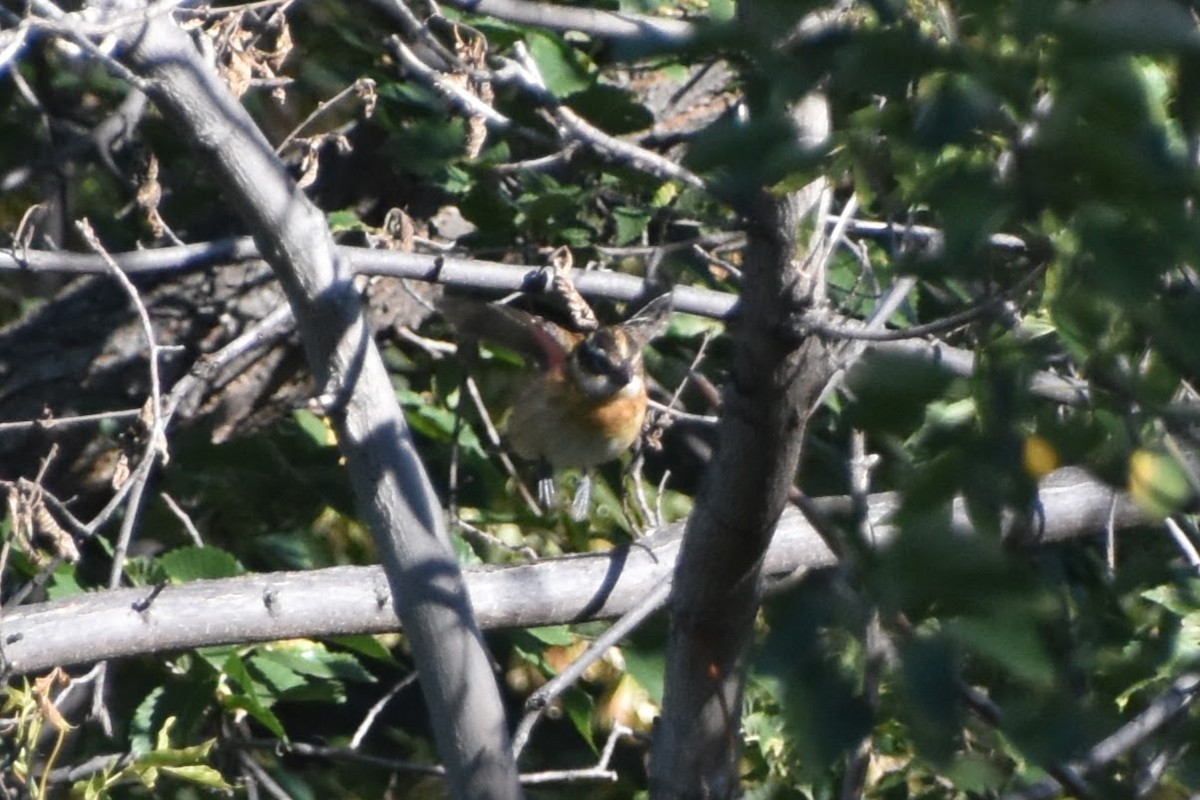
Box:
[439, 292, 671, 514]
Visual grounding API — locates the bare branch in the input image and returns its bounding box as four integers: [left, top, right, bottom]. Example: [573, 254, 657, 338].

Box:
[0, 409, 142, 435]
[349, 672, 419, 750]
[0, 239, 1097, 412]
[1002, 673, 1200, 800]
[435, 0, 696, 50]
[501, 42, 708, 191]
[75, 4, 521, 796]
[0, 465, 1155, 678]
[511, 578, 672, 759]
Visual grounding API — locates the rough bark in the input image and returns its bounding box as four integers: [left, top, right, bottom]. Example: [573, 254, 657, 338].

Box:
[105, 8, 521, 798]
[650, 184, 836, 796]
[1, 466, 1149, 677]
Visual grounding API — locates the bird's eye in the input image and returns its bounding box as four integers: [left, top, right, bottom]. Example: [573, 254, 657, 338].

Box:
[577, 342, 611, 375]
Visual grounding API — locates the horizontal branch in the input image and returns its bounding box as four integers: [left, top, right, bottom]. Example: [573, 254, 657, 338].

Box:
[0, 466, 1147, 677]
[0, 241, 1094, 405]
[437, 0, 696, 49]
[0, 240, 736, 320]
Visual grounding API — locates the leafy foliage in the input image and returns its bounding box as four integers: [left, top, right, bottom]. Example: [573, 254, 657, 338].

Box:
[5, 0, 1200, 797]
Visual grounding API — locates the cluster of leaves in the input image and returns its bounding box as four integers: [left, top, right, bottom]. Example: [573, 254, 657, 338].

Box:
[743, 1, 1200, 797]
[7, 0, 1200, 797]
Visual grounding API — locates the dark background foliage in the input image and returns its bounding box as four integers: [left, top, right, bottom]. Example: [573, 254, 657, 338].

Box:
[5, 0, 1200, 797]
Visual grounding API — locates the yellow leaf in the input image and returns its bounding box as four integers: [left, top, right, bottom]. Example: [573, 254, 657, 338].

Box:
[1023, 435, 1059, 479]
[1129, 449, 1192, 519]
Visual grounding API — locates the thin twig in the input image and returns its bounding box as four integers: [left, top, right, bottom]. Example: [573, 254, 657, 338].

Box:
[177, 0, 295, 18]
[238, 750, 295, 800]
[511, 579, 672, 758]
[349, 672, 419, 749]
[812, 275, 919, 413]
[70, 223, 169, 540]
[234, 735, 631, 784]
[454, 517, 538, 561]
[3, 239, 1095, 405]
[436, 0, 695, 47]
[1105, 491, 1118, 576]
[502, 42, 707, 191]
[26, 0, 161, 92]
[388, 35, 545, 145]
[275, 78, 376, 155]
[1163, 517, 1200, 572]
[813, 261, 1048, 343]
[691, 242, 743, 282]
[1001, 673, 1200, 800]
[840, 431, 883, 800]
[160, 492, 205, 547]
[462, 375, 540, 515]
[0, 408, 142, 435]
[645, 401, 719, 427]
[76, 219, 166, 468]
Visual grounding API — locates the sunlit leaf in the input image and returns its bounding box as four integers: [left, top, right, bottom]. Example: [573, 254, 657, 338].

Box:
[159, 546, 244, 582]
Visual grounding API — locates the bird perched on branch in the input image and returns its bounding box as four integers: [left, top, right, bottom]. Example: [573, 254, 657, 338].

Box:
[439, 291, 671, 515]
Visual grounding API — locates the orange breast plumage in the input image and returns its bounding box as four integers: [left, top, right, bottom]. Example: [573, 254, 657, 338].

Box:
[507, 373, 648, 470]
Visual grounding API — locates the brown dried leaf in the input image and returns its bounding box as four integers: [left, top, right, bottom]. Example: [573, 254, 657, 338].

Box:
[33, 500, 79, 564]
[465, 114, 487, 160]
[383, 208, 416, 252]
[266, 15, 293, 72]
[452, 25, 492, 159]
[6, 482, 36, 557]
[33, 668, 73, 732]
[111, 452, 131, 491]
[296, 142, 320, 189]
[545, 247, 598, 332]
[356, 78, 377, 118]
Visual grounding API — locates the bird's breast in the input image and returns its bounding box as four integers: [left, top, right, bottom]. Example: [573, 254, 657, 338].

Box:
[507, 373, 647, 469]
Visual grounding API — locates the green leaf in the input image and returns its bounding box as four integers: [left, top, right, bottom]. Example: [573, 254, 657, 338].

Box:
[158, 546, 243, 582]
[1128, 448, 1193, 519]
[397, 389, 486, 457]
[329, 635, 399, 665]
[45, 564, 84, 600]
[526, 32, 592, 95]
[525, 625, 576, 647]
[221, 652, 289, 738]
[946, 752, 1009, 792]
[566, 84, 653, 135]
[621, 645, 665, 706]
[131, 686, 166, 755]
[160, 764, 233, 789]
[257, 640, 376, 683]
[248, 653, 310, 696]
[1062, 0, 1200, 54]
[77, 769, 114, 800]
[1142, 582, 1200, 616]
[293, 408, 335, 447]
[558, 226, 593, 247]
[562, 687, 597, 752]
[945, 611, 1056, 688]
[145, 720, 217, 766]
[708, 0, 735, 22]
[223, 693, 288, 740]
[126, 716, 233, 790]
[897, 635, 962, 766]
[612, 206, 651, 245]
[130, 674, 218, 756]
[326, 209, 368, 233]
[650, 182, 679, 208]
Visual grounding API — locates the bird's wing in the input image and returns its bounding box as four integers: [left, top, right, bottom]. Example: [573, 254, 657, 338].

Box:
[622, 293, 673, 347]
[438, 296, 576, 373]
